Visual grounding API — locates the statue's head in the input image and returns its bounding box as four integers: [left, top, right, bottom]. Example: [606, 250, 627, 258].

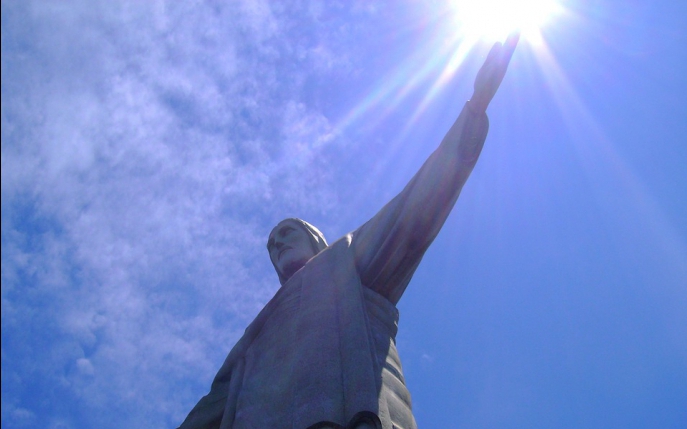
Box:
[267, 218, 328, 284]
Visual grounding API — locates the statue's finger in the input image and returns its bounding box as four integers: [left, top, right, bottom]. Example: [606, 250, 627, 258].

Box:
[502, 32, 520, 64]
[485, 41, 503, 66]
[505, 32, 520, 50]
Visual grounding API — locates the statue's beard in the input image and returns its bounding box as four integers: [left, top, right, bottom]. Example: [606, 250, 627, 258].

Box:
[280, 258, 309, 280]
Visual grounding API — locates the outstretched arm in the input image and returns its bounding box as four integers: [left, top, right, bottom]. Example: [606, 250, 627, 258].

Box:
[352, 35, 519, 304]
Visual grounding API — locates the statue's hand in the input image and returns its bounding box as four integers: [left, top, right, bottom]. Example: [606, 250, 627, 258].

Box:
[470, 33, 520, 113]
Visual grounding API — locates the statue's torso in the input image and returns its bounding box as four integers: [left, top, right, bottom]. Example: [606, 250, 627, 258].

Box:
[232, 243, 415, 429]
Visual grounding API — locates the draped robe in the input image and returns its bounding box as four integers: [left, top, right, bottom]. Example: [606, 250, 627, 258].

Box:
[178, 102, 489, 429]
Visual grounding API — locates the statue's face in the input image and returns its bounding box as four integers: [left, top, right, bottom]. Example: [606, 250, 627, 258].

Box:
[267, 220, 316, 280]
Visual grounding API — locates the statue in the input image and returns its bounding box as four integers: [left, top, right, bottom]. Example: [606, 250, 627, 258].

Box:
[178, 34, 520, 429]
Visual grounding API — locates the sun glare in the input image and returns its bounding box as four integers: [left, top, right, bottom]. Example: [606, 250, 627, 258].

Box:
[451, 0, 562, 44]
[336, 0, 566, 145]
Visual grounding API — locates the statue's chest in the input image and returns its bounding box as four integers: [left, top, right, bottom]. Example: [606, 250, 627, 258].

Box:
[233, 282, 301, 426]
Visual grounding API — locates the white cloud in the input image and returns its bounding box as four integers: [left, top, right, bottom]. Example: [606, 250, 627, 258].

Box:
[1, 404, 36, 428]
[2, 0, 362, 427]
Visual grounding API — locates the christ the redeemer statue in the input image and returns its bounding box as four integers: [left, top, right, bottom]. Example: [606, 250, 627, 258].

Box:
[178, 35, 519, 429]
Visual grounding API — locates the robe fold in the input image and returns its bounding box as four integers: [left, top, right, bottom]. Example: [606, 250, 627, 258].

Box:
[178, 102, 489, 429]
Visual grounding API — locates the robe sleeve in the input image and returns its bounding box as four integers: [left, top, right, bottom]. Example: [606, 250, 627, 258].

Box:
[177, 359, 232, 429]
[352, 101, 489, 305]
[177, 327, 252, 429]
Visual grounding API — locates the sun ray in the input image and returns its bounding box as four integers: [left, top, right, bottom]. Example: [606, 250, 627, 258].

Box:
[530, 38, 687, 283]
[333, 0, 565, 138]
[329, 0, 568, 214]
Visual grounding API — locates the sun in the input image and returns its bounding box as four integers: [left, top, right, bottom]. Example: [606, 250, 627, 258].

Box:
[450, 0, 562, 44]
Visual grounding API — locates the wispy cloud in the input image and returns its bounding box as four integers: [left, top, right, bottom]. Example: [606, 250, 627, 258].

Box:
[1, 1, 374, 427]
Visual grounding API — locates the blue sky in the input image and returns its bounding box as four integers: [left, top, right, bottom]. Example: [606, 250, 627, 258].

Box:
[2, 1, 686, 428]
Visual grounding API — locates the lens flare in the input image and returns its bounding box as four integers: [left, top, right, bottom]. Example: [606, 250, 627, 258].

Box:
[451, 0, 562, 43]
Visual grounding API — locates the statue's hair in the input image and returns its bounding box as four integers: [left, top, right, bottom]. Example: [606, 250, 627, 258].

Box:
[268, 218, 328, 285]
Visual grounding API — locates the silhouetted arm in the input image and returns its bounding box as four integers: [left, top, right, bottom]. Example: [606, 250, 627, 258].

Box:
[352, 35, 519, 304]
